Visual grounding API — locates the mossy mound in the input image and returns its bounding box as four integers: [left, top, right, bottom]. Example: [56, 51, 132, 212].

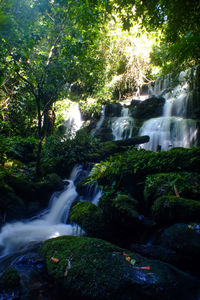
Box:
[144, 172, 200, 209]
[35, 173, 64, 206]
[160, 223, 200, 274]
[0, 268, 20, 291]
[98, 193, 139, 236]
[40, 236, 200, 300]
[160, 223, 200, 257]
[151, 196, 200, 225]
[69, 201, 104, 237]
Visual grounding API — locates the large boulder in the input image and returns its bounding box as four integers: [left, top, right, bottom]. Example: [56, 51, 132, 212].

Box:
[104, 103, 122, 117]
[69, 201, 104, 237]
[151, 195, 200, 225]
[159, 223, 200, 275]
[40, 236, 200, 300]
[98, 193, 139, 237]
[130, 96, 165, 120]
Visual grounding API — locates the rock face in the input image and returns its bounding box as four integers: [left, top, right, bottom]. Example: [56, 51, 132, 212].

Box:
[130, 96, 165, 120]
[40, 236, 200, 300]
[159, 223, 200, 275]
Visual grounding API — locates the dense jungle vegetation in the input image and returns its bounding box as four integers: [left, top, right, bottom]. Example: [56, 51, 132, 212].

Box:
[0, 0, 200, 178]
[0, 0, 199, 218]
[1, 2, 200, 299]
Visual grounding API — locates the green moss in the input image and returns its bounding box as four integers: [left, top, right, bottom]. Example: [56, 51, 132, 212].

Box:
[98, 193, 139, 235]
[69, 201, 104, 237]
[144, 172, 200, 210]
[151, 195, 200, 225]
[40, 236, 200, 300]
[0, 268, 20, 290]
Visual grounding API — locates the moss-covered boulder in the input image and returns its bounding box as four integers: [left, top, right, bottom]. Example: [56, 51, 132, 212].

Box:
[98, 193, 139, 236]
[0, 268, 20, 291]
[69, 201, 104, 237]
[151, 196, 200, 225]
[40, 236, 200, 300]
[35, 173, 64, 206]
[144, 172, 200, 210]
[159, 223, 200, 274]
[0, 171, 27, 221]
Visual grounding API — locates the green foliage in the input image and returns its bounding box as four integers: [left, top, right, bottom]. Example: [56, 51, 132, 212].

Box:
[41, 130, 99, 176]
[79, 98, 102, 120]
[87, 148, 200, 188]
[144, 172, 200, 208]
[0, 135, 38, 165]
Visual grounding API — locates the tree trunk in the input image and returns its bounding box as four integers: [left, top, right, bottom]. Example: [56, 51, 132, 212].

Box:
[36, 96, 42, 177]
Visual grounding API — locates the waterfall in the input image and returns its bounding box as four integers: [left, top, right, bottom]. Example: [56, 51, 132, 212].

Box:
[110, 107, 134, 140]
[91, 105, 106, 137]
[0, 165, 103, 257]
[0, 166, 83, 256]
[64, 102, 83, 137]
[139, 67, 198, 150]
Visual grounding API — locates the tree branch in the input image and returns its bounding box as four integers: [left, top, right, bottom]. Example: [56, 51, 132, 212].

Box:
[15, 70, 37, 98]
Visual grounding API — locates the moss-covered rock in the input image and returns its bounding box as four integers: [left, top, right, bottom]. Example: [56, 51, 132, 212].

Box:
[98, 193, 139, 237]
[40, 236, 200, 300]
[159, 223, 200, 274]
[35, 173, 64, 206]
[151, 195, 200, 225]
[144, 172, 200, 209]
[69, 201, 104, 237]
[0, 268, 20, 290]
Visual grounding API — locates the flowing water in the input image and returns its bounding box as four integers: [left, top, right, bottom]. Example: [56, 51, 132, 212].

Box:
[111, 107, 134, 140]
[0, 165, 101, 257]
[64, 102, 83, 137]
[139, 67, 198, 150]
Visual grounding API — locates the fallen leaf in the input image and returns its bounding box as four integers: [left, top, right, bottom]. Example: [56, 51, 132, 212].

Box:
[125, 256, 131, 262]
[51, 257, 59, 263]
[135, 266, 151, 270]
[130, 259, 136, 266]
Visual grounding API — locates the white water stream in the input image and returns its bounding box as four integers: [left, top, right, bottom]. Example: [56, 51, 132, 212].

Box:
[0, 166, 86, 256]
[111, 107, 134, 140]
[139, 67, 198, 150]
[64, 102, 83, 137]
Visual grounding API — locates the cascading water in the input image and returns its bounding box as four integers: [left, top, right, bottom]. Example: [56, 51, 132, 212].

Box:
[0, 166, 84, 256]
[139, 67, 199, 151]
[111, 107, 134, 140]
[91, 105, 106, 137]
[64, 102, 83, 137]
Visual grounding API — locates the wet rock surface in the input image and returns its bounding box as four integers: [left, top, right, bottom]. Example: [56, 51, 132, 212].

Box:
[40, 235, 200, 300]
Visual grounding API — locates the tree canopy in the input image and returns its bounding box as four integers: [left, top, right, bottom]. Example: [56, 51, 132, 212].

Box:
[0, 0, 199, 174]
